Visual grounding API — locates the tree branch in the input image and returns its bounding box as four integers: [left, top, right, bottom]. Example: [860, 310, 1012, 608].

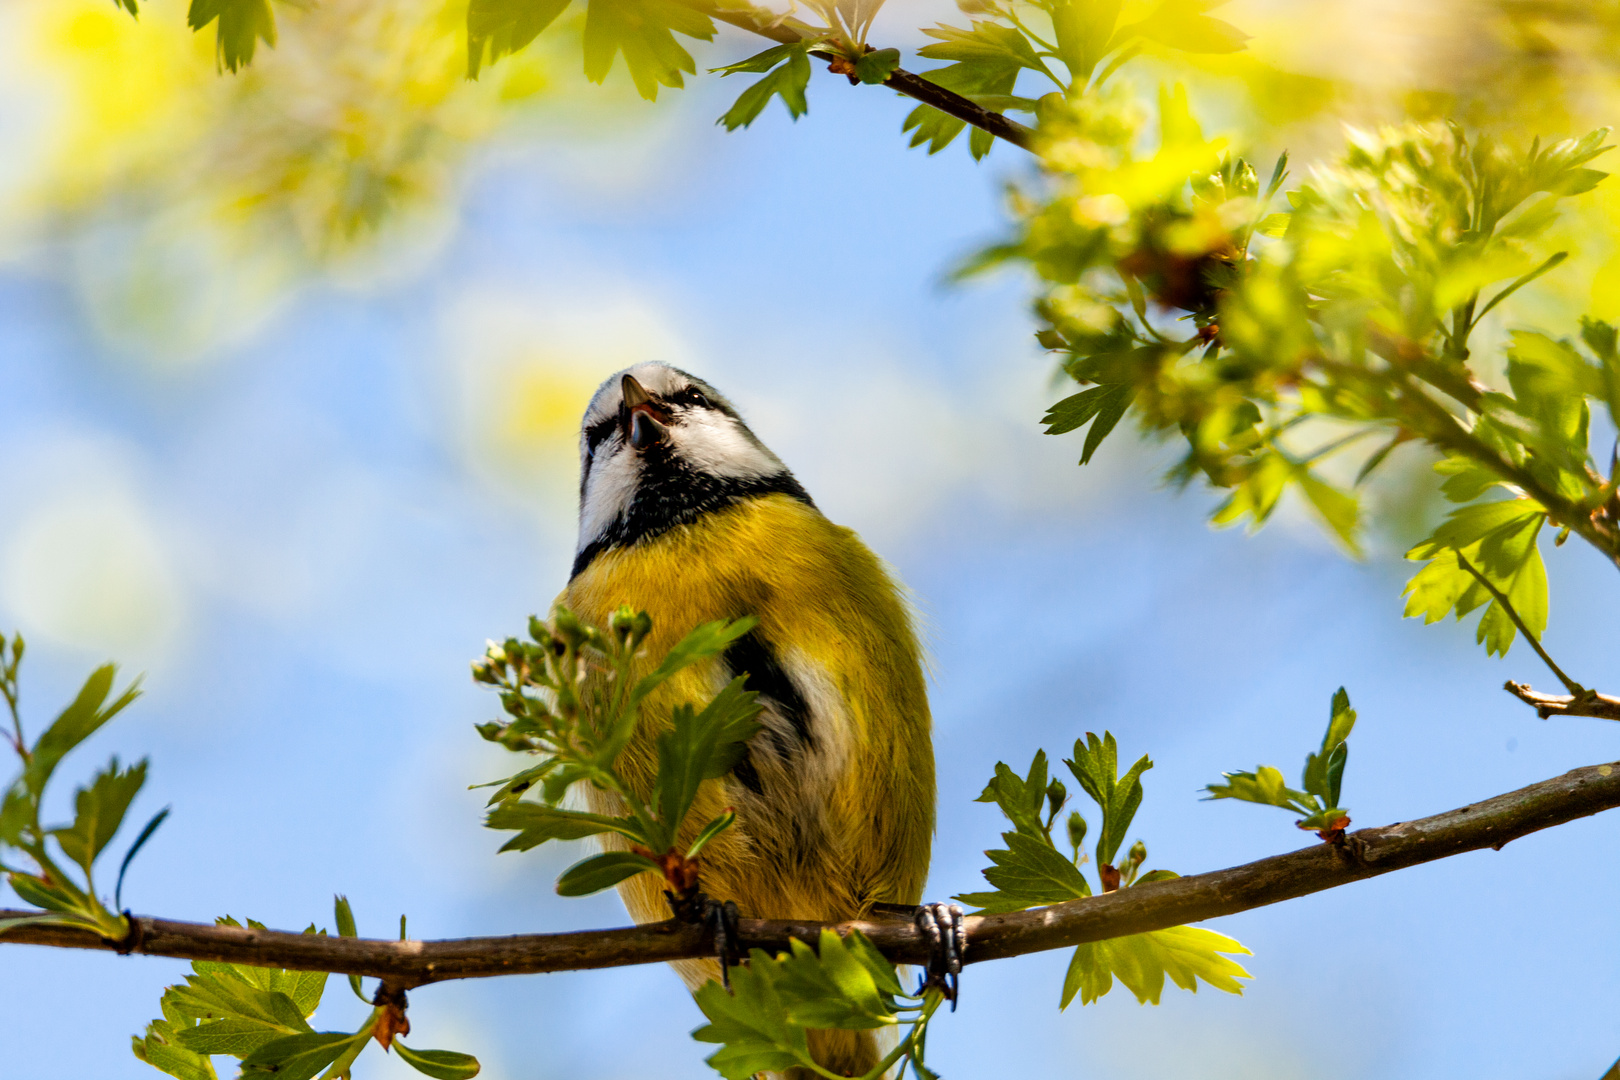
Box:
[1506, 681, 1620, 722]
[690, 0, 1037, 152]
[6, 761, 1619, 981]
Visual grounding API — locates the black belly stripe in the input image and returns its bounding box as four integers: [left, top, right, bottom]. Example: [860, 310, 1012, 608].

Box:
[730, 755, 764, 796]
[725, 629, 814, 749]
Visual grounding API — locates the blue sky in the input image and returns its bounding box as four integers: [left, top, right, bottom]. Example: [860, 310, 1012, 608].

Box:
[3, 46, 1620, 1080]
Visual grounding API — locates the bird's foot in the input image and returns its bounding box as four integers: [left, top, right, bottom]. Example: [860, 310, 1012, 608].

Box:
[707, 898, 742, 989]
[913, 902, 966, 1008]
[666, 888, 743, 990]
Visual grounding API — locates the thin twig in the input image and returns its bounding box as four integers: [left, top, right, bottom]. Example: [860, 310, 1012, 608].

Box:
[6, 761, 1620, 981]
[1454, 550, 1586, 695]
[1504, 681, 1620, 722]
[689, 0, 1037, 152]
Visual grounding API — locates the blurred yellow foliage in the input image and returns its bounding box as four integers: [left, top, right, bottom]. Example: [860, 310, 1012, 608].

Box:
[10, 0, 576, 249]
[0, 0, 607, 356]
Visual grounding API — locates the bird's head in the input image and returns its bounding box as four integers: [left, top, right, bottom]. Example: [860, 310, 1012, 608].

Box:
[572, 362, 811, 577]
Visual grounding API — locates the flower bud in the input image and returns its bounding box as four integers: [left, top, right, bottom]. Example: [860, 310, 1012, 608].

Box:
[1067, 811, 1088, 852]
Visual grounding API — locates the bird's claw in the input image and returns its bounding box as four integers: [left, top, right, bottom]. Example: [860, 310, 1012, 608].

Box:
[666, 887, 742, 991]
[913, 902, 966, 1008]
[706, 897, 742, 990]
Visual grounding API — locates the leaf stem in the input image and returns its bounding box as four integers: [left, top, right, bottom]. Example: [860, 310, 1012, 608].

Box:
[861, 989, 943, 1080]
[1453, 550, 1586, 696]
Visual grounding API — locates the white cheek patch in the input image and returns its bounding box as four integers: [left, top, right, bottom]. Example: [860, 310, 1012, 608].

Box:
[577, 433, 637, 548]
[670, 409, 783, 480]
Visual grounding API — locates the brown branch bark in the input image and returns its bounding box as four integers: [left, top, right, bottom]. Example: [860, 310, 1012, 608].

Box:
[1506, 681, 1620, 722]
[6, 761, 1619, 983]
[691, 1, 1037, 152]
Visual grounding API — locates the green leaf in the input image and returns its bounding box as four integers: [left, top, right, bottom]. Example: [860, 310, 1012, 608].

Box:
[1579, 316, 1620, 425]
[1302, 688, 1356, 806]
[1082, 385, 1135, 464]
[554, 851, 660, 896]
[132, 1022, 220, 1080]
[394, 1044, 483, 1079]
[467, 0, 574, 77]
[692, 954, 811, 1080]
[1065, 732, 1153, 865]
[333, 895, 366, 1003]
[582, 0, 717, 101]
[50, 756, 148, 875]
[629, 618, 757, 709]
[1506, 331, 1592, 451]
[904, 22, 1031, 156]
[1061, 925, 1251, 1007]
[1294, 469, 1360, 553]
[973, 752, 1052, 842]
[956, 831, 1092, 913]
[655, 677, 763, 837]
[773, 930, 898, 1029]
[854, 48, 900, 85]
[240, 1032, 359, 1080]
[1204, 764, 1311, 813]
[1050, 0, 1122, 82]
[179, 1018, 305, 1057]
[716, 46, 812, 131]
[172, 976, 311, 1037]
[485, 802, 644, 852]
[7, 871, 84, 913]
[684, 809, 736, 858]
[186, 0, 277, 73]
[917, 20, 1046, 71]
[1404, 499, 1547, 656]
[841, 927, 905, 998]
[21, 665, 140, 804]
[710, 43, 802, 75]
[1043, 385, 1120, 435]
[1434, 456, 1508, 503]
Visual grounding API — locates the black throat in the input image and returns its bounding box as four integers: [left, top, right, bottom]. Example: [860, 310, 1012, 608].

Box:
[571, 447, 814, 579]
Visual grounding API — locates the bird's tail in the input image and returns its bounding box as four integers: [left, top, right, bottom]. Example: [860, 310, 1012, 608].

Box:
[785, 1027, 882, 1079]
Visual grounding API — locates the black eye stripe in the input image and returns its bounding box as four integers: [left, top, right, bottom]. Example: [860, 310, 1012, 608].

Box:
[585, 416, 616, 453]
[667, 387, 709, 409]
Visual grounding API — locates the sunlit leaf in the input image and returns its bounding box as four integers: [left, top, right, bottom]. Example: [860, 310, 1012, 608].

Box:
[582, 0, 717, 101]
[1061, 925, 1251, 1008]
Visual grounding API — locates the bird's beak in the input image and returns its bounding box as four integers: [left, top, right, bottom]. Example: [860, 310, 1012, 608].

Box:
[621, 374, 652, 409]
[620, 374, 669, 450]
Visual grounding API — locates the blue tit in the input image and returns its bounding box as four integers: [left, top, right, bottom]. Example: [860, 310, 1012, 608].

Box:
[561, 362, 936, 1077]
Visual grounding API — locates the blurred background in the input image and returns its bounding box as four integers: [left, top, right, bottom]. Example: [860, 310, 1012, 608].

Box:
[3, 0, 1620, 1076]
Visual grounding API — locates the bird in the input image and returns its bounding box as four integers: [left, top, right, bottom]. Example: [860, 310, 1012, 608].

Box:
[559, 362, 952, 1077]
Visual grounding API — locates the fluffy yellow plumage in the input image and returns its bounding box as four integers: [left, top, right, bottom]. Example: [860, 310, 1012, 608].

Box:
[559, 364, 936, 1077]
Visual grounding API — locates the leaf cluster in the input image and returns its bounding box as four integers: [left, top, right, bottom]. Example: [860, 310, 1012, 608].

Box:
[1206, 687, 1357, 834]
[133, 899, 479, 1080]
[1007, 113, 1620, 670]
[692, 928, 941, 1080]
[0, 633, 158, 944]
[476, 606, 762, 900]
[955, 733, 1250, 1008]
[906, 0, 1247, 159]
